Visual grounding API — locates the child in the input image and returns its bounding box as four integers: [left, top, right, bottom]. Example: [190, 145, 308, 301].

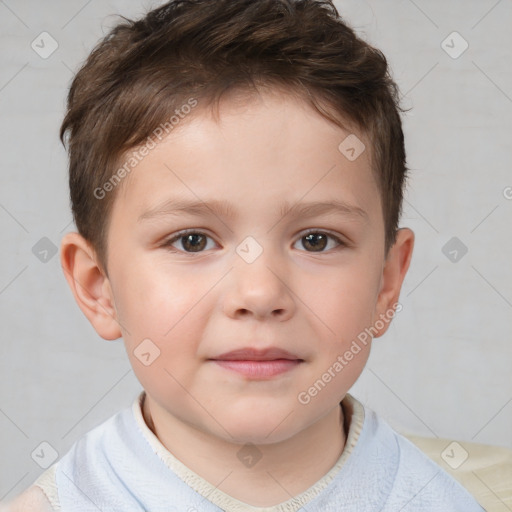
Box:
[5, 0, 487, 510]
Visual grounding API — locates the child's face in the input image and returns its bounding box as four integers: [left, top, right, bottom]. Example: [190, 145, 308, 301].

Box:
[73, 90, 411, 444]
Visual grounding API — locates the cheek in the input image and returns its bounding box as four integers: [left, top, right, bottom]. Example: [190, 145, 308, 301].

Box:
[305, 259, 381, 342]
[299, 258, 381, 396]
[115, 264, 209, 399]
[112, 261, 210, 341]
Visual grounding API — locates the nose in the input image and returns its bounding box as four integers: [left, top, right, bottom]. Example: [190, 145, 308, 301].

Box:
[222, 247, 296, 321]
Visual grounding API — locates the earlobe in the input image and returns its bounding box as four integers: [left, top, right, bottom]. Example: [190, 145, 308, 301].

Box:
[60, 232, 122, 341]
[372, 228, 415, 338]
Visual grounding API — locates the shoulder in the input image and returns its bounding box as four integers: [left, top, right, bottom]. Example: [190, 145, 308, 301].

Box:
[358, 407, 485, 510]
[384, 431, 485, 510]
[405, 433, 512, 511]
[2, 463, 59, 512]
[1, 485, 55, 512]
[2, 400, 141, 512]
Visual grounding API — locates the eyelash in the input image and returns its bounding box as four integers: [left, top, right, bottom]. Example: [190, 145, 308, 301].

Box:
[162, 228, 347, 254]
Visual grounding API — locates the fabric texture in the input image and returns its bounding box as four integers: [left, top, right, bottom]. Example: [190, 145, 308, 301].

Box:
[33, 391, 485, 511]
[33, 465, 59, 511]
[405, 434, 512, 511]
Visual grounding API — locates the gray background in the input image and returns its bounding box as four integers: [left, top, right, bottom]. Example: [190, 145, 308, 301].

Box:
[1, 0, 511, 502]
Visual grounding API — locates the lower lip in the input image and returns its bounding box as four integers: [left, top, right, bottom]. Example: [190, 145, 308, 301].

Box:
[212, 359, 302, 378]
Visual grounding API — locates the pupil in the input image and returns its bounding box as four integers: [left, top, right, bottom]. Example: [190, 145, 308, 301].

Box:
[184, 234, 205, 252]
[305, 233, 326, 251]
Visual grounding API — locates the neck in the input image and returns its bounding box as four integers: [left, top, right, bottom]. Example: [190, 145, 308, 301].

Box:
[142, 396, 347, 507]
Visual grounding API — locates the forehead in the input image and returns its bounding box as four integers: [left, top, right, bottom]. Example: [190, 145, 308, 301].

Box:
[114, 89, 381, 225]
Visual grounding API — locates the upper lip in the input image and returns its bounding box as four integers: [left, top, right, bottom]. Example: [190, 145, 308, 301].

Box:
[210, 347, 303, 361]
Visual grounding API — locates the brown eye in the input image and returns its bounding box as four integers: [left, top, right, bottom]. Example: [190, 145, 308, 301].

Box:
[303, 233, 328, 251]
[165, 231, 215, 253]
[181, 233, 207, 252]
[295, 231, 344, 253]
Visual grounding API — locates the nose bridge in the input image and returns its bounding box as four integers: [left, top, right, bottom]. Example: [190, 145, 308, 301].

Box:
[225, 234, 295, 319]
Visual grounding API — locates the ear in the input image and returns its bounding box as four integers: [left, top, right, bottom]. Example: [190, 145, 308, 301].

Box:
[60, 232, 122, 341]
[372, 228, 414, 338]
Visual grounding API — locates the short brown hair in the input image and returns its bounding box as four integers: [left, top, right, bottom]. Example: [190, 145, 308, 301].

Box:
[60, 0, 407, 273]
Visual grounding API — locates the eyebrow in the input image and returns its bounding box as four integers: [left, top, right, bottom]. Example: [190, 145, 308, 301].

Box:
[137, 197, 368, 223]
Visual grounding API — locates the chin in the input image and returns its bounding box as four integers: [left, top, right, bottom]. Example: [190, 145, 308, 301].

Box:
[211, 402, 303, 445]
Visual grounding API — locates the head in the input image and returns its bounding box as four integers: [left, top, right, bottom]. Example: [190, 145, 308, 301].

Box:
[61, 0, 414, 444]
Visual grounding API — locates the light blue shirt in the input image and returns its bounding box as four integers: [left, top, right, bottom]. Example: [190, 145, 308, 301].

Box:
[51, 392, 484, 511]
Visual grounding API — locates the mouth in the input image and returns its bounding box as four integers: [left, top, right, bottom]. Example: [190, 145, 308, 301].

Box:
[209, 347, 304, 379]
